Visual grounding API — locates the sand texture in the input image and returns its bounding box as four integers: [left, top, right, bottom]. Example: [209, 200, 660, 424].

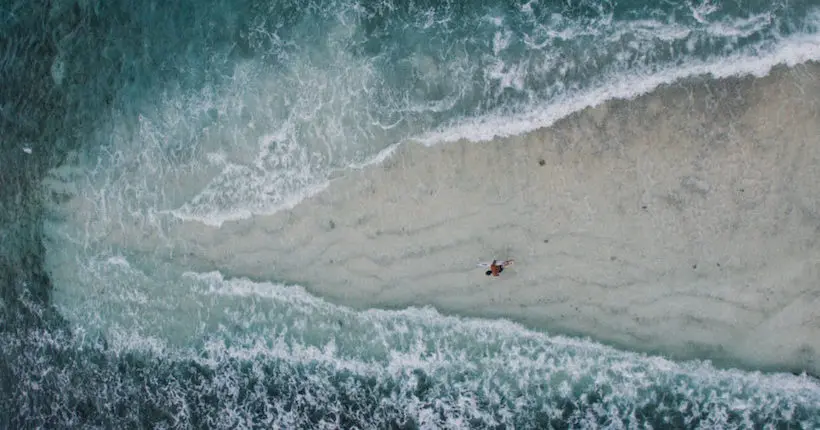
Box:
[52, 64, 820, 375]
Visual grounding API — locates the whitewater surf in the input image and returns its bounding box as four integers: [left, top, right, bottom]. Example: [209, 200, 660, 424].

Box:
[3, 0, 820, 427]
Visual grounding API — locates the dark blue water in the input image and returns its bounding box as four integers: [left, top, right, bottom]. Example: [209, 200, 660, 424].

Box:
[3, 0, 820, 427]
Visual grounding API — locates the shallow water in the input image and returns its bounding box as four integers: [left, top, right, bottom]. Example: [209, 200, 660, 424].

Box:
[4, 0, 820, 427]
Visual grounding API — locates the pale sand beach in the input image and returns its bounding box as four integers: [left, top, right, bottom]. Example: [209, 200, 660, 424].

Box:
[54, 63, 820, 375]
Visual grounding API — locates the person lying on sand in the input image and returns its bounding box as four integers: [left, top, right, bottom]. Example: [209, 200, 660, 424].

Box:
[482, 259, 514, 277]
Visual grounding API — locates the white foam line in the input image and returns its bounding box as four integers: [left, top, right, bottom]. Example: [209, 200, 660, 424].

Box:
[195, 334, 380, 377]
[345, 140, 403, 170]
[161, 179, 331, 227]
[161, 206, 253, 227]
[156, 270, 820, 398]
[178, 271, 818, 394]
[163, 142, 402, 226]
[162, 23, 820, 224]
[414, 29, 820, 146]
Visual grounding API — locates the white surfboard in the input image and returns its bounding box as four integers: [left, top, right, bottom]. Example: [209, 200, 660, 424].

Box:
[476, 259, 514, 268]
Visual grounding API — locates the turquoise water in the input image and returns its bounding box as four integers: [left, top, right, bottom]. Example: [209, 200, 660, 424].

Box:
[5, 271, 820, 427]
[3, 0, 820, 427]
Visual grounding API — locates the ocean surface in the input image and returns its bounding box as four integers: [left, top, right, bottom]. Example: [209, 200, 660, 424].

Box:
[3, 0, 820, 428]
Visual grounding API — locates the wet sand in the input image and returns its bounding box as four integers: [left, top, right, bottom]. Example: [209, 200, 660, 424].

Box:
[54, 63, 820, 375]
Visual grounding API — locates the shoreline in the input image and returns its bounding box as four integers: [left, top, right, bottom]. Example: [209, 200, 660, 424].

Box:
[248, 62, 820, 375]
[50, 62, 820, 376]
